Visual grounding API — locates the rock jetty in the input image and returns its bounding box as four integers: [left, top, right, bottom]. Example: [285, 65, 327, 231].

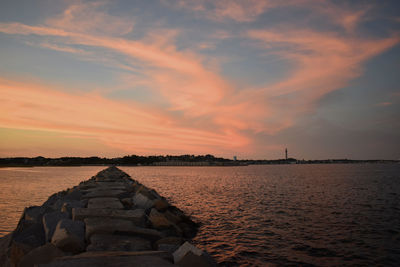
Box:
[0, 166, 217, 267]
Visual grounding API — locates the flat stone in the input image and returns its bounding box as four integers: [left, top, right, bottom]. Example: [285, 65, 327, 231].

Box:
[51, 219, 85, 254]
[37, 251, 174, 267]
[87, 197, 123, 209]
[73, 208, 145, 225]
[82, 189, 125, 199]
[87, 234, 151, 252]
[84, 218, 134, 239]
[18, 243, 64, 267]
[84, 218, 163, 240]
[42, 211, 69, 241]
[126, 225, 164, 241]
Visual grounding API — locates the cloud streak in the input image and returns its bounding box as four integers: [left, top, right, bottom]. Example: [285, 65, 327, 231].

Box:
[0, 78, 248, 155]
[0, 0, 398, 157]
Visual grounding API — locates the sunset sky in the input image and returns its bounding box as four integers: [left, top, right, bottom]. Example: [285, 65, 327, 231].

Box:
[0, 0, 399, 159]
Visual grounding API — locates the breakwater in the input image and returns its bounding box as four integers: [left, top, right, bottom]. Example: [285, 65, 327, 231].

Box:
[0, 166, 216, 267]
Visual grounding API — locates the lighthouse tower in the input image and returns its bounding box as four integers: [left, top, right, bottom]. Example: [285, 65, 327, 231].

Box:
[285, 148, 288, 160]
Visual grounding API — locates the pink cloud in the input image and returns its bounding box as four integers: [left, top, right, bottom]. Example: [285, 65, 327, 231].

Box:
[232, 29, 400, 133]
[0, 78, 249, 155]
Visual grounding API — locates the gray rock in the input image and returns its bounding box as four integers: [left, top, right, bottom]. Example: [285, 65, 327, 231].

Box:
[87, 234, 151, 252]
[10, 221, 45, 266]
[18, 243, 64, 267]
[84, 218, 163, 240]
[51, 219, 85, 254]
[149, 209, 174, 229]
[84, 218, 134, 239]
[23, 206, 49, 223]
[60, 200, 86, 217]
[132, 193, 154, 209]
[37, 251, 174, 267]
[87, 197, 124, 209]
[95, 182, 127, 190]
[173, 242, 217, 267]
[73, 208, 145, 226]
[82, 189, 125, 199]
[64, 188, 82, 201]
[42, 211, 69, 241]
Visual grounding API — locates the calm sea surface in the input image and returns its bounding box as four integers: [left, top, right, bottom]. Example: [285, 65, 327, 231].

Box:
[0, 164, 399, 266]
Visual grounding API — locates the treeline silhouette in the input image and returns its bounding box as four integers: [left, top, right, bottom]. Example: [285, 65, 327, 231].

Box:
[0, 155, 397, 167]
[0, 154, 232, 166]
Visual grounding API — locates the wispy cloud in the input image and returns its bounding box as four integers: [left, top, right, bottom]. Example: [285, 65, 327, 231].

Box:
[375, 102, 392, 107]
[0, 78, 248, 155]
[46, 1, 134, 36]
[244, 29, 399, 132]
[164, 0, 278, 22]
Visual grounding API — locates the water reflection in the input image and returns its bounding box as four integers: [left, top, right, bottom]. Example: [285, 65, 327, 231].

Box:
[0, 164, 399, 266]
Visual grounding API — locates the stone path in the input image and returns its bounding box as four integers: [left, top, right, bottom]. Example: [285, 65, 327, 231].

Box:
[0, 166, 216, 267]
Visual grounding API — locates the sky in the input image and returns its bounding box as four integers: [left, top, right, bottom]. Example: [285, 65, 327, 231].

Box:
[0, 0, 399, 160]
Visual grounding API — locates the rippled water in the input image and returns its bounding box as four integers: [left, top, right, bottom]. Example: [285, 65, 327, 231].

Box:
[0, 164, 399, 266]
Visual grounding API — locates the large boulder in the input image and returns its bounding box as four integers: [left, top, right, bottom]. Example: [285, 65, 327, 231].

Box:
[87, 234, 152, 252]
[82, 189, 125, 199]
[18, 243, 65, 267]
[72, 208, 145, 226]
[60, 200, 87, 217]
[84, 218, 163, 240]
[0, 233, 12, 267]
[42, 211, 69, 241]
[149, 209, 172, 228]
[51, 219, 85, 254]
[173, 242, 217, 267]
[10, 221, 45, 266]
[132, 193, 154, 209]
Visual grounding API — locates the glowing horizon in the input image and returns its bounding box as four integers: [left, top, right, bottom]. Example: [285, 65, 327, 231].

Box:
[0, 0, 399, 159]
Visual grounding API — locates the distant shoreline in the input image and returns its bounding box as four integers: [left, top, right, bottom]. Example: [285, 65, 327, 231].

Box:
[0, 156, 398, 168]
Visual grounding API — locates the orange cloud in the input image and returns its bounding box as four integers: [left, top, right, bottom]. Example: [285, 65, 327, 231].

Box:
[0, 78, 249, 155]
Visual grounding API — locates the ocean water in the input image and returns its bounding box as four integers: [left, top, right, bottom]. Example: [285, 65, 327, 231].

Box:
[0, 164, 399, 266]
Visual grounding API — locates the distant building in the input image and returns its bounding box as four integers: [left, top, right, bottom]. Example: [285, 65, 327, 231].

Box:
[285, 148, 288, 160]
[233, 156, 237, 161]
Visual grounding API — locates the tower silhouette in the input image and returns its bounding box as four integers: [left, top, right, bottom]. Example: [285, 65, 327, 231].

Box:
[285, 148, 288, 160]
